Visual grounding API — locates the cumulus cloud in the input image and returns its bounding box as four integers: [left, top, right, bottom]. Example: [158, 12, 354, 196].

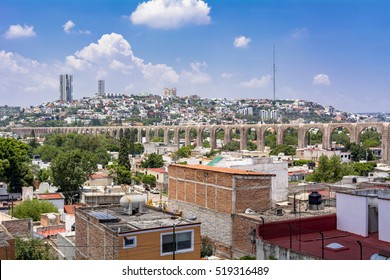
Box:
[63, 20, 75, 33]
[181, 61, 211, 83]
[234, 36, 251, 48]
[313, 74, 331, 85]
[0, 50, 57, 104]
[66, 32, 179, 85]
[240, 75, 271, 88]
[4, 24, 36, 39]
[291, 27, 308, 39]
[63, 20, 90, 34]
[221, 72, 234, 79]
[130, 0, 211, 29]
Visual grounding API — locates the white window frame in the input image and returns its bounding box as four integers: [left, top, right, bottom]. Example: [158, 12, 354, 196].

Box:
[123, 236, 137, 249]
[160, 229, 194, 256]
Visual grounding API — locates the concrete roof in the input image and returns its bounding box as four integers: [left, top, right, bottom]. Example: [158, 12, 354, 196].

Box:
[79, 205, 200, 234]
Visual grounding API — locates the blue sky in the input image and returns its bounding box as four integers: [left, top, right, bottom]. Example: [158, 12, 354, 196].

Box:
[1, 0, 390, 113]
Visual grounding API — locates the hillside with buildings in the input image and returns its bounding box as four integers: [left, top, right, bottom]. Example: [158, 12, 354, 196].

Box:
[2, 91, 390, 129]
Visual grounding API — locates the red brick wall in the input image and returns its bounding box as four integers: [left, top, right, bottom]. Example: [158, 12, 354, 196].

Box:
[235, 188, 270, 213]
[2, 219, 32, 237]
[216, 188, 233, 213]
[232, 215, 259, 256]
[206, 185, 216, 210]
[168, 165, 272, 215]
[195, 184, 206, 207]
[75, 208, 118, 260]
[186, 182, 196, 204]
[168, 178, 176, 198]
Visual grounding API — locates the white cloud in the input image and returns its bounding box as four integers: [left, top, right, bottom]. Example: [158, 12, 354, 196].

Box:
[63, 20, 75, 33]
[181, 61, 211, 83]
[234, 36, 251, 48]
[4, 24, 36, 39]
[313, 74, 331, 85]
[66, 32, 180, 86]
[0, 50, 57, 105]
[240, 75, 271, 88]
[291, 27, 308, 39]
[63, 20, 90, 34]
[130, 0, 211, 29]
[221, 72, 234, 79]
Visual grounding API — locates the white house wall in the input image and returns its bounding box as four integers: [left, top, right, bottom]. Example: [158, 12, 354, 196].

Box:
[336, 193, 368, 237]
[378, 198, 390, 242]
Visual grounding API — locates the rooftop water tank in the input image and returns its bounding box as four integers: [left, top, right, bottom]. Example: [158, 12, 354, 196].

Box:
[308, 191, 322, 205]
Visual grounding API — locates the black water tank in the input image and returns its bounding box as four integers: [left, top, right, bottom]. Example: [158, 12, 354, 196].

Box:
[308, 191, 322, 205]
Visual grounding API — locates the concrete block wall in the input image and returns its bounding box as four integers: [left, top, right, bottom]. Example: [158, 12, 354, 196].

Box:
[170, 199, 233, 259]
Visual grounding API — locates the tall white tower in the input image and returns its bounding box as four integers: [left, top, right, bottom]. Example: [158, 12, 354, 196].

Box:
[59, 74, 73, 101]
[98, 80, 105, 96]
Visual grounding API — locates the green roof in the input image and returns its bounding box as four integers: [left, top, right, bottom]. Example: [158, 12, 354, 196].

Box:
[207, 156, 224, 166]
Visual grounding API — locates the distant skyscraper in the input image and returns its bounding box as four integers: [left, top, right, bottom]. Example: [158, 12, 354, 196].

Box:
[98, 80, 105, 96]
[59, 74, 73, 101]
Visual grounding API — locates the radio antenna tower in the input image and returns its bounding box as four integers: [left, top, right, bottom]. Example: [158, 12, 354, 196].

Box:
[273, 44, 276, 106]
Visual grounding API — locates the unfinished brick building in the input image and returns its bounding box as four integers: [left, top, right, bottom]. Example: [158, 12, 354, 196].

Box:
[168, 164, 274, 258]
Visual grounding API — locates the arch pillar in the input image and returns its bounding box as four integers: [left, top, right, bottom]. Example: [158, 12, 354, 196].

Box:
[256, 128, 264, 151]
[224, 127, 231, 145]
[164, 128, 169, 144]
[298, 125, 306, 149]
[381, 123, 390, 163]
[210, 126, 216, 150]
[276, 125, 283, 145]
[184, 128, 191, 146]
[174, 128, 180, 147]
[240, 127, 247, 150]
[197, 127, 203, 147]
[349, 124, 358, 144]
[145, 128, 151, 143]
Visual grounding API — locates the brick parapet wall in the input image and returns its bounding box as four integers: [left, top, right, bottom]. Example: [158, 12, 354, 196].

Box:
[2, 219, 32, 237]
[75, 208, 119, 260]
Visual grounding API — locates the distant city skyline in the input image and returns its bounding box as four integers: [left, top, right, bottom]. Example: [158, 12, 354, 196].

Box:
[1, 0, 390, 113]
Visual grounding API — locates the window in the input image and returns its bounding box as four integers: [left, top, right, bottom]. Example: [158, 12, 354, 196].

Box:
[161, 230, 193, 255]
[123, 236, 137, 248]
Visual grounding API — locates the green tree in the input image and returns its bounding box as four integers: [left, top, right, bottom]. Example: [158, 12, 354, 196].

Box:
[270, 144, 296, 156]
[28, 129, 40, 158]
[347, 143, 375, 162]
[360, 128, 381, 147]
[0, 137, 34, 192]
[141, 153, 164, 168]
[202, 140, 210, 148]
[306, 154, 351, 183]
[118, 136, 130, 170]
[142, 174, 156, 187]
[175, 145, 195, 158]
[12, 199, 58, 221]
[221, 141, 240, 151]
[15, 237, 55, 260]
[264, 131, 277, 149]
[247, 141, 257, 151]
[37, 168, 52, 184]
[51, 150, 98, 198]
[108, 162, 132, 185]
[134, 143, 145, 155]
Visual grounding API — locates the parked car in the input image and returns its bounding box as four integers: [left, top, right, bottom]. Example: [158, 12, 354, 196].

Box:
[150, 188, 160, 194]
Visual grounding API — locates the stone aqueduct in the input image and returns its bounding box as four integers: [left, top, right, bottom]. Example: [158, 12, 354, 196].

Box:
[11, 122, 390, 162]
